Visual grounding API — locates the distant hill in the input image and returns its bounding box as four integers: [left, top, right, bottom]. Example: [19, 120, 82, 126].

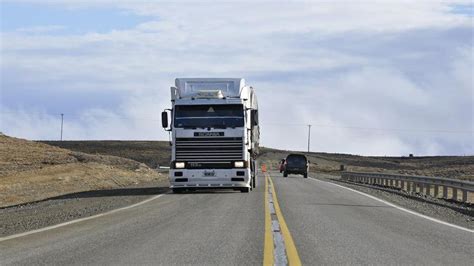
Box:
[259, 147, 474, 180]
[43, 140, 474, 181]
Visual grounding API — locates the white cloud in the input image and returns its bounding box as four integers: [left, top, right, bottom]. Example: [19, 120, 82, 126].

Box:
[15, 25, 66, 34]
[1, 0, 472, 155]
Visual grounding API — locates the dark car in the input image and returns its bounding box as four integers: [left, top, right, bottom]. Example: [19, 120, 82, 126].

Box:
[283, 154, 309, 178]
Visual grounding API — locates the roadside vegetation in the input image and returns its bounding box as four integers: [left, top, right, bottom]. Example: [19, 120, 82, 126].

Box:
[0, 134, 166, 207]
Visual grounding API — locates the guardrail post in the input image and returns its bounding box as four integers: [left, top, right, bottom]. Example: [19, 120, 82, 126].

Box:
[412, 182, 417, 193]
[443, 186, 448, 199]
[434, 185, 439, 198]
[425, 184, 431, 196]
[400, 180, 405, 190]
[452, 188, 458, 201]
[462, 190, 467, 202]
[407, 181, 411, 192]
[389, 179, 394, 187]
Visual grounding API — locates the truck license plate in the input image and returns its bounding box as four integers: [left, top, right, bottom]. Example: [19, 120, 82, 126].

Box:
[204, 171, 215, 177]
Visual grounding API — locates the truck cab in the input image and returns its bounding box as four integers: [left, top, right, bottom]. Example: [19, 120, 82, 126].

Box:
[162, 78, 259, 193]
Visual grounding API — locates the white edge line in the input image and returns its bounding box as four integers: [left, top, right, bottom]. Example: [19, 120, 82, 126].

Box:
[309, 177, 474, 233]
[0, 193, 167, 242]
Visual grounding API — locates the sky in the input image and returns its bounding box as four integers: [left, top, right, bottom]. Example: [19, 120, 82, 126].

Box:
[0, 0, 473, 156]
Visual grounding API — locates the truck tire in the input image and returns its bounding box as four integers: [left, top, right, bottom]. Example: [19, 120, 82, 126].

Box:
[240, 187, 250, 193]
[304, 173, 308, 178]
[283, 172, 288, 178]
[252, 176, 256, 188]
[172, 188, 183, 193]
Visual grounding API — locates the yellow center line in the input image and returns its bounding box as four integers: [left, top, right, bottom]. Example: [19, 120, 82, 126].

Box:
[267, 173, 302, 266]
[263, 173, 275, 266]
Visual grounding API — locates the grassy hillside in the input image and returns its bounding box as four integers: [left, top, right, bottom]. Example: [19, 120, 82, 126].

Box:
[259, 147, 474, 180]
[42, 140, 171, 169]
[44, 141, 474, 181]
[1, 135, 166, 207]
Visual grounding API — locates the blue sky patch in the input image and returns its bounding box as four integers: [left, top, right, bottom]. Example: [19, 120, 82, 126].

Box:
[450, 4, 474, 17]
[0, 2, 152, 34]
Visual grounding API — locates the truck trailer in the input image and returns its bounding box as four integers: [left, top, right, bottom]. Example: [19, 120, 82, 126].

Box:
[161, 78, 260, 193]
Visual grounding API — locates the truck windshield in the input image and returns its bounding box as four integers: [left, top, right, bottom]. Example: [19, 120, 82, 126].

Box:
[174, 104, 244, 128]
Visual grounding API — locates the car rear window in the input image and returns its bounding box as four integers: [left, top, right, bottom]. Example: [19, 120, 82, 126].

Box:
[286, 155, 307, 165]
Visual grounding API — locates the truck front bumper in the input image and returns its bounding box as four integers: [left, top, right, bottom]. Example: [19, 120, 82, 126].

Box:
[169, 169, 251, 189]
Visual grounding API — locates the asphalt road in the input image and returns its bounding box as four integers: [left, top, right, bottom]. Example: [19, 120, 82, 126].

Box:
[1, 172, 472, 265]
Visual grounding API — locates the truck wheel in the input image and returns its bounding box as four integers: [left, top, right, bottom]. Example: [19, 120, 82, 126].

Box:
[240, 187, 250, 193]
[172, 188, 183, 193]
[252, 175, 256, 188]
[283, 172, 288, 178]
[304, 173, 308, 178]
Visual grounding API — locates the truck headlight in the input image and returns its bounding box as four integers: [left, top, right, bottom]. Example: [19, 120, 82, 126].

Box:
[175, 162, 185, 169]
[234, 161, 245, 168]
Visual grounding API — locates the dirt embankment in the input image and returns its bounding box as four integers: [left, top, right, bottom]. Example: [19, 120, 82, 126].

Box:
[259, 148, 474, 181]
[0, 134, 167, 207]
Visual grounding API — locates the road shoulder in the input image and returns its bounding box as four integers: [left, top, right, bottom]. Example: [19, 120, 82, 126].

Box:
[0, 182, 169, 238]
[313, 173, 473, 230]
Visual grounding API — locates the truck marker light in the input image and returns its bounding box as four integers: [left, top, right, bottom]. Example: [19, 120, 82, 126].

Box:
[234, 161, 245, 168]
[175, 162, 185, 169]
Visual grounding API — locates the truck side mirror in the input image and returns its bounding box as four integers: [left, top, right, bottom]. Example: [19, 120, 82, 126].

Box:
[161, 111, 169, 129]
[251, 110, 258, 126]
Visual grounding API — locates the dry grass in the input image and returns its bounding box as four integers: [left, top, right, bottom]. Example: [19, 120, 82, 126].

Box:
[0, 134, 166, 207]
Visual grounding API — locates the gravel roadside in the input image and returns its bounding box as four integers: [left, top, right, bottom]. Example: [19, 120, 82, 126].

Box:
[313, 173, 473, 230]
[0, 181, 169, 237]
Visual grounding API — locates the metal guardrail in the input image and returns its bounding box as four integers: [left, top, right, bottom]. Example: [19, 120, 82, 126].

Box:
[341, 172, 474, 203]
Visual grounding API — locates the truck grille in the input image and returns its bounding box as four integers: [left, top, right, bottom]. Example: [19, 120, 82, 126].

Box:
[175, 137, 243, 168]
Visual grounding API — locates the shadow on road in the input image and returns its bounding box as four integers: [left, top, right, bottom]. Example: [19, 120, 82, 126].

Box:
[50, 186, 170, 200]
[0, 186, 170, 210]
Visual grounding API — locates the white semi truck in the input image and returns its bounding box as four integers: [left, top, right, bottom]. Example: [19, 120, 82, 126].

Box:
[161, 78, 260, 193]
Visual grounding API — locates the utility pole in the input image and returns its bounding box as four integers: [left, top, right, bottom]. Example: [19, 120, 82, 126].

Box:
[307, 124, 312, 153]
[60, 113, 64, 141]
